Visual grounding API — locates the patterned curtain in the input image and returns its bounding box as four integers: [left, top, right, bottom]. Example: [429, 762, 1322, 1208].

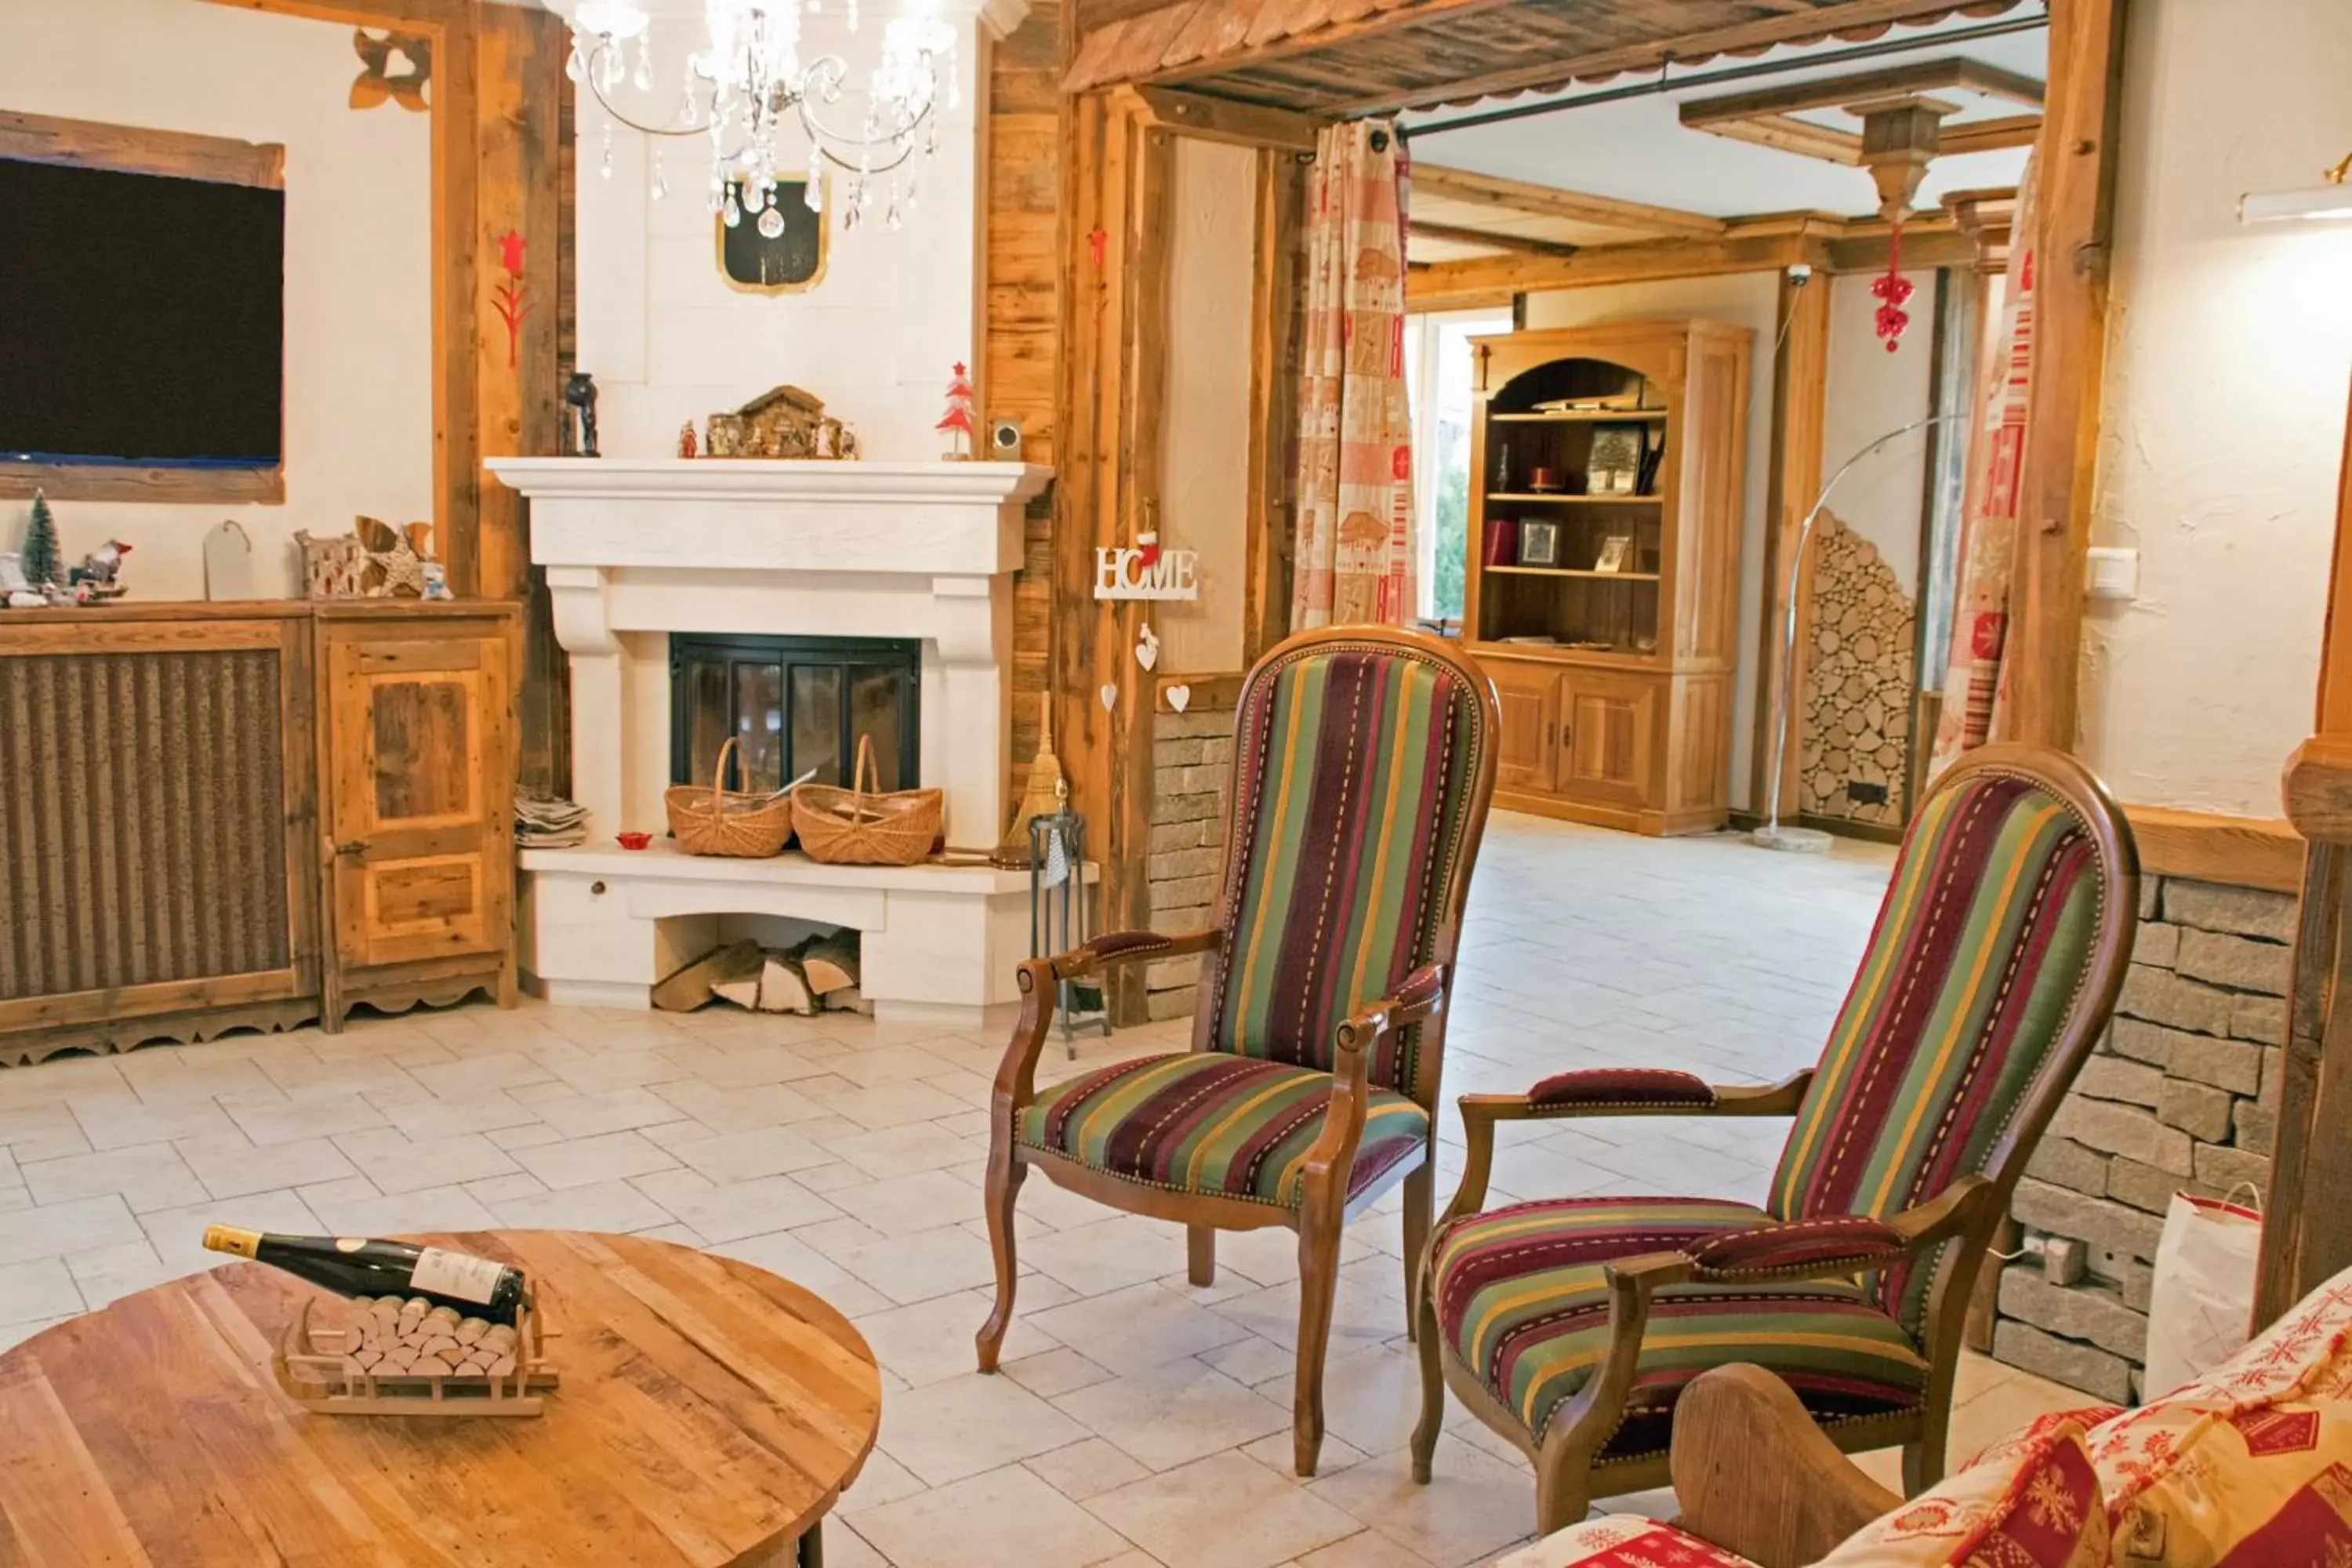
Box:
[1292, 120, 1415, 630]
[1929, 161, 2039, 772]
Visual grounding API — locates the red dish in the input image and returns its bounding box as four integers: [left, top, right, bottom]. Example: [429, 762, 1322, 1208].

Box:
[615, 832, 652, 851]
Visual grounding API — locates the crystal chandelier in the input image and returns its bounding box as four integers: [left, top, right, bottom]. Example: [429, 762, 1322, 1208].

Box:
[558, 0, 957, 234]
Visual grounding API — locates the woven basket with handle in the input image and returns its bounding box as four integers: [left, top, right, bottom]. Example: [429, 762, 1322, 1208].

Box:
[665, 737, 795, 858]
[791, 735, 942, 866]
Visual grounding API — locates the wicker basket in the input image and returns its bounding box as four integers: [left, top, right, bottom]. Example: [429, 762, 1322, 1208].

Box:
[665, 738, 795, 858]
[791, 735, 943, 867]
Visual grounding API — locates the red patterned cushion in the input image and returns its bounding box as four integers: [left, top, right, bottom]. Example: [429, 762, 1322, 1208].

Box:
[1527, 1068, 1716, 1109]
[1821, 1414, 2107, 1566]
[1686, 1216, 1910, 1279]
[1496, 1515, 1756, 1568]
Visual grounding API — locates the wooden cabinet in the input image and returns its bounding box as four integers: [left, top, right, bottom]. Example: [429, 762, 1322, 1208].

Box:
[0, 601, 519, 1065]
[1462, 320, 1751, 835]
[319, 607, 518, 1026]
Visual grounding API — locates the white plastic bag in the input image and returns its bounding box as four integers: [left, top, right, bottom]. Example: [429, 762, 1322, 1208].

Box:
[2141, 1189, 2263, 1399]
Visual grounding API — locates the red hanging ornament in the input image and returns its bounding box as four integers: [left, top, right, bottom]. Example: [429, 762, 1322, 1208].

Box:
[1871, 219, 1915, 354]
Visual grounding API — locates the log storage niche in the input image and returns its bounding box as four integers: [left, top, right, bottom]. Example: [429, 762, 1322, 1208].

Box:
[0, 601, 520, 1066]
[1465, 320, 1751, 835]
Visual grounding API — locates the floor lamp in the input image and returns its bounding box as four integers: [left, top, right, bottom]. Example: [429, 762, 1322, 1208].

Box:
[1753, 411, 1966, 852]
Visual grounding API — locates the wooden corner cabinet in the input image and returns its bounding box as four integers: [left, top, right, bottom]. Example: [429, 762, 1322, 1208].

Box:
[1465, 319, 1751, 835]
[0, 601, 520, 1066]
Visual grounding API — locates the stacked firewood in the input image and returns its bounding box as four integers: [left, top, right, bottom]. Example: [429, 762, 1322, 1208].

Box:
[345, 1296, 521, 1379]
[651, 929, 867, 1015]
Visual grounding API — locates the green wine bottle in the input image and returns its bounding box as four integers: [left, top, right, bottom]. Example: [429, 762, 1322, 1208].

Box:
[202, 1226, 526, 1326]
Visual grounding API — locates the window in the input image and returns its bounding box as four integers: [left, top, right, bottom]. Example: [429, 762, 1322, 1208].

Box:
[1406, 307, 1512, 624]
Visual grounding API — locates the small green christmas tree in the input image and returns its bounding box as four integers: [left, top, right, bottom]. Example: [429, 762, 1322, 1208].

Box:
[20, 490, 60, 587]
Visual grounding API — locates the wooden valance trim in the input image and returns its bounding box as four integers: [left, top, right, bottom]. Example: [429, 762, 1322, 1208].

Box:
[0, 108, 284, 188]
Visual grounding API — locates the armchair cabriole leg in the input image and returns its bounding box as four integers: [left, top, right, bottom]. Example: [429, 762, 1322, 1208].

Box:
[1400, 1163, 1432, 1341]
[1902, 1428, 1947, 1497]
[1534, 1428, 1594, 1537]
[1188, 1225, 1216, 1287]
[1293, 1213, 1341, 1476]
[975, 1144, 1025, 1373]
[1410, 1281, 1444, 1483]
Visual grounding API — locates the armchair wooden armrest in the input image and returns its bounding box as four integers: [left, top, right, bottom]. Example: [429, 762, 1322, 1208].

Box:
[991, 927, 1226, 1112]
[1669, 1364, 1900, 1568]
[1297, 962, 1448, 1207]
[1439, 1069, 1813, 1228]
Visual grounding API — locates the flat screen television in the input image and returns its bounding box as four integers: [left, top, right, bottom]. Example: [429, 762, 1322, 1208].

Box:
[0, 157, 285, 471]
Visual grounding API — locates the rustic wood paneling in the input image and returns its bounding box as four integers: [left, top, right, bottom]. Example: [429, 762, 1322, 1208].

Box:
[989, 1, 1066, 801]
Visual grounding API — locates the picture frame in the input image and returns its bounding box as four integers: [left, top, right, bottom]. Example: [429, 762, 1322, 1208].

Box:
[1518, 520, 1560, 568]
[716, 175, 829, 294]
[1586, 423, 1644, 495]
[1595, 534, 1633, 574]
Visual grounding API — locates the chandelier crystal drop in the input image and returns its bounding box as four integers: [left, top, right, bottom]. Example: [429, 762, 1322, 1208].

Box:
[554, 0, 956, 231]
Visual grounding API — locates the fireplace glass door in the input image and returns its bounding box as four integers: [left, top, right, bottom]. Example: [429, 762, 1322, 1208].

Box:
[670, 635, 920, 795]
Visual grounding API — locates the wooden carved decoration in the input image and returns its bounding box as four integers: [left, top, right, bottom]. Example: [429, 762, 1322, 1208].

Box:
[703, 386, 858, 459]
[351, 29, 431, 113]
[356, 515, 425, 597]
[296, 529, 368, 600]
[492, 230, 531, 370]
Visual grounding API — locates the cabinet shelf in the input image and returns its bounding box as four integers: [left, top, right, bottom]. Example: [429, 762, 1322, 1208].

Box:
[1483, 566, 1661, 581]
[1489, 409, 1670, 423]
[1486, 492, 1661, 505]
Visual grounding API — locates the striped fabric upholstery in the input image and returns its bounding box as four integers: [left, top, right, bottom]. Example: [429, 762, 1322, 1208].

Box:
[1018, 1053, 1430, 1209]
[1769, 769, 2106, 1335]
[1207, 641, 1486, 1094]
[1432, 1196, 1929, 1454]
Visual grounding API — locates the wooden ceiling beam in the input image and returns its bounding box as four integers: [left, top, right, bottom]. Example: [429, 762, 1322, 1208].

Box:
[1940, 113, 2043, 155]
[1307, 0, 2031, 117]
[1409, 220, 1580, 258]
[1679, 56, 2045, 127]
[1130, 85, 1321, 151]
[1410, 163, 1726, 238]
[1696, 113, 1867, 165]
[1407, 219, 1838, 308]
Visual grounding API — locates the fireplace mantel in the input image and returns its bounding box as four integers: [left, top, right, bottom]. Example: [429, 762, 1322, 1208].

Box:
[487, 456, 1050, 855]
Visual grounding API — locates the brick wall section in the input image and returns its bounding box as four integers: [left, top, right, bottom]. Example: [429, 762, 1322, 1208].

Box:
[1990, 874, 2295, 1403]
[1145, 709, 1235, 1020]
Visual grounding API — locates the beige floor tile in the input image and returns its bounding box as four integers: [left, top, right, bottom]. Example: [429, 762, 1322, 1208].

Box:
[1293, 1528, 1436, 1567]
[0, 1102, 93, 1163]
[667, 1127, 834, 1181]
[19, 1142, 204, 1214]
[61, 1240, 178, 1309]
[849, 1465, 1132, 1568]
[1025, 1214, 1200, 1298]
[528, 1086, 697, 1138]
[0, 1314, 74, 1353]
[221, 1091, 394, 1147]
[818, 1081, 978, 1133]
[877, 1371, 1094, 1486]
[1004, 1345, 1120, 1400]
[630, 1170, 841, 1243]
[0, 1194, 146, 1268]
[174, 1133, 358, 1200]
[828, 1170, 986, 1237]
[811, 1220, 1005, 1306]
[856, 1290, 1050, 1387]
[332, 1129, 521, 1196]
[404, 1051, 559, 1099]
[510, 1129, 678, 1191]
[1085, 1451, 1362, 1568]
[821, 1522, 891, 1568]
[69, 1094, 240, 1153]
[488, 1178, 676, 1234]
[1025, 1436, 1153, 1501]
[1307, 1446, 1538, 1568]
[1029, 1282, 1259, 1375]
[304, 1181, 499, 1237]
[819, 1123, 980, 1180]
[1054, 1356, 1291, 1472]
[841, 1446, 928, 1510]
[652, 1079, 831, 1133]
[1255, 1342, 1428, 1461]
[0, 1258, 84, 1327]
[1242, 1428, 1371, 1479]
[375, 1092, 545, 1139]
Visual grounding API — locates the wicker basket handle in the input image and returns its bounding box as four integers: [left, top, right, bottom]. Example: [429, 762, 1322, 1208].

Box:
[853, 733, 879, 797]
[711, 736, 740, 811]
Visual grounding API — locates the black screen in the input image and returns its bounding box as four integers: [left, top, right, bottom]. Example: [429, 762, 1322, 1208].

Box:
[0, 158, 285, 466]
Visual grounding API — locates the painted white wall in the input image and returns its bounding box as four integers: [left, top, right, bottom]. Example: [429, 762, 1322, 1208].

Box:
[572, 5, 995, 462]
[2079, 0, 2352, 815]
[0, 0, 433, 601]
[1523, 274, 1779, 808]
[1156, 138, 1255, 676]
[1820, 270, 1935, 592]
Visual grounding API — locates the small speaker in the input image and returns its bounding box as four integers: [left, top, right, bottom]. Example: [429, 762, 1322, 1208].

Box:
[989, 417, 1025, 462]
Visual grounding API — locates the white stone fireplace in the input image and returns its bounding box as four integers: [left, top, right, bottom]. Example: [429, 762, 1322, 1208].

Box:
[487, 456, 1054, 1027]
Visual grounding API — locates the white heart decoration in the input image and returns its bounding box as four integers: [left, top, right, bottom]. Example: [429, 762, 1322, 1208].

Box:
[1099, 683, 1119, 712]
[1135, 623, 1160, 672]
[1166, 684, 1192, 713]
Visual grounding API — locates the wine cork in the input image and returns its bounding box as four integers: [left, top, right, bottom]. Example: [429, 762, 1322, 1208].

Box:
[454, 1318, 488, 1346]
[486, 1353, 517, 1377]
[424, 1305, 460, 1330]
[481, 1324, 517, 1350]
[417, 1336, 459, 1360]
[354, 1347, 382, 1370]
[377, 1349, 415, 1374]
[418, 1352, 456, 1377]
[341, 1357, 366, 1379]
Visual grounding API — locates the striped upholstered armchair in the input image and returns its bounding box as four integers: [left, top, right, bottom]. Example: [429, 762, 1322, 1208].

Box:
[976, 626, 1499, 1477]
[1410, 745, 2140, 1534]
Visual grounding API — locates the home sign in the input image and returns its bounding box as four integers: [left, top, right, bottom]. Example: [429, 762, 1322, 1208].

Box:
[1092, 545, 1200, 601]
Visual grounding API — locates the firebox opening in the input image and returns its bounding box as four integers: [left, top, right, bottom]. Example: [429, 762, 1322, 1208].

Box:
[668, 633, 921, 795]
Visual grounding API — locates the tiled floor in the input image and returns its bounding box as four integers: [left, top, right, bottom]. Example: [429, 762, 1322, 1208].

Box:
[0, 812, 2087, 1566]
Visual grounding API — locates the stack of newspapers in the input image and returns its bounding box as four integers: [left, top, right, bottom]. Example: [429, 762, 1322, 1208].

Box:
[514, 791, 588, 848]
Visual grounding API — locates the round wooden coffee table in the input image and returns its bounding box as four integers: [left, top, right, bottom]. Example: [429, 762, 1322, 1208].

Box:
[0, 1230, 880, 1566]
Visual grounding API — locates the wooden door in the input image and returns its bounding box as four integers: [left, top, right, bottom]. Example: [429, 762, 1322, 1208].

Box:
[1487, 661, 1561, 792]
[1557, 672, 1657, 812]
[324, 627, 514, 975]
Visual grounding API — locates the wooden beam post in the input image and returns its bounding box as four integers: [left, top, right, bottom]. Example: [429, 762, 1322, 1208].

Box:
[2003, 0, 2129, 750]
[1751, 259, 1832, 821]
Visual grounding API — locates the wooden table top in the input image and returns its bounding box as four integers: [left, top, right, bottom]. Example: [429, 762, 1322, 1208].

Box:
[0, 1231, 881, 1566]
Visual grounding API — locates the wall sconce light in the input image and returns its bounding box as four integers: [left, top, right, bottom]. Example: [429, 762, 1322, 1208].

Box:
[2241, 151, 2352, 224]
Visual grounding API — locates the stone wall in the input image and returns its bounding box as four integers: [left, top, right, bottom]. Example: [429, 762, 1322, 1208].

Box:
[1145, 707, 1235, 1020]
[1991, 874, 2296, 1403]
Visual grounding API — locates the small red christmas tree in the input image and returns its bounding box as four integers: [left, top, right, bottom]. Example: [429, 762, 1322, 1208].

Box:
[937, 362, 977, 459]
